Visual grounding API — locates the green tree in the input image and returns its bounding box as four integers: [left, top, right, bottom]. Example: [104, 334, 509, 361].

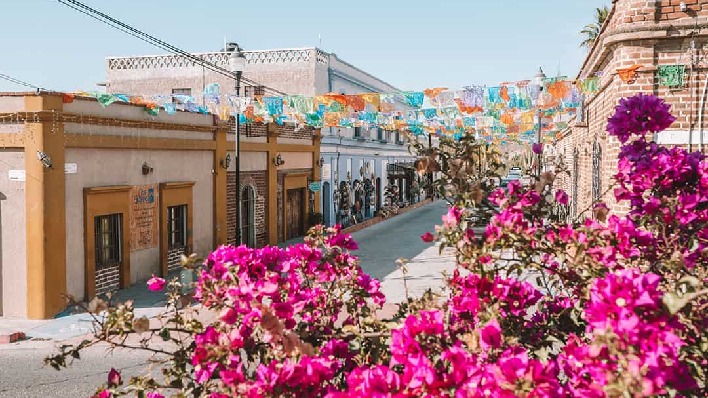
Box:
[580, 6, 610, 49]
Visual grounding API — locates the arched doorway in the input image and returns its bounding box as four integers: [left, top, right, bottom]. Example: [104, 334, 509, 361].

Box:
[322, 182, 331, 227]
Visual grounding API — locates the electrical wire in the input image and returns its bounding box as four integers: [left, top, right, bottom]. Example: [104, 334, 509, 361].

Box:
[0, 72, 46, 91]
[54, 0, 288, 97]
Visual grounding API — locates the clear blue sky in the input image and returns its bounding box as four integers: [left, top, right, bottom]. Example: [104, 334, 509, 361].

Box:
[1, 0, 610, 93]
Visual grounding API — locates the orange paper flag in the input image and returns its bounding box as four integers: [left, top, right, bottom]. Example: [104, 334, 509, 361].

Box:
[424, 87, 447, 99]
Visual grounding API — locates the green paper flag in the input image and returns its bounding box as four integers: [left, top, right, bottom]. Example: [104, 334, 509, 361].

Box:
[658, 65, 685, 88]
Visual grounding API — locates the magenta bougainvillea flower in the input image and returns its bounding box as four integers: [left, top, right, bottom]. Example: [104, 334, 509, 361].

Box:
[606, 93, 676, 143]
[146, 275, 166, 292]
[532, 142, 544, 154]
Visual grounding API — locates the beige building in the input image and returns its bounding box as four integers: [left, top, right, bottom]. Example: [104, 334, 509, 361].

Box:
[554, 0, 708, 217]
[0, 92, 319, 319]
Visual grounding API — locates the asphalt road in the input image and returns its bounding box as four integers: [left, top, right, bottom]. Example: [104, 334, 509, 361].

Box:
[0, 201, 448, 398]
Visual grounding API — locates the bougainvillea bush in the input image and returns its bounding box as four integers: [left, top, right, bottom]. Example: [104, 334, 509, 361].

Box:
[49, 94, 706, 397]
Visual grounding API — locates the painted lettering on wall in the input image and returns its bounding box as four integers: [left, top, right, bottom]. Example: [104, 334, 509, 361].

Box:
[130, 184, 159, 251]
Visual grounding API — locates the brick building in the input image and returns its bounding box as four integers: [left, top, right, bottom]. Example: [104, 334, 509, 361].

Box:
[554, 0, 708, 217]
[104, 47, 416, 231]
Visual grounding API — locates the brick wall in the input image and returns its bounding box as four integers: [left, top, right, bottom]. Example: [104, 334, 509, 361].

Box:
[554, 0, 708, 218]
[277, 123, 315, 140]
[95, 265, 120, 296]
[227, 171, 268, 247]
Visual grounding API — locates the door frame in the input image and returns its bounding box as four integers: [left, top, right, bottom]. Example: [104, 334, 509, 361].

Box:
[83, 186, 131, 300]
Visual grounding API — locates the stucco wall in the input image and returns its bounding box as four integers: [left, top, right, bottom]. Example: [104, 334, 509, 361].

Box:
[0, 150, 27, 318]
[64, 148, 214, 300]
[0, 96, 24, 113]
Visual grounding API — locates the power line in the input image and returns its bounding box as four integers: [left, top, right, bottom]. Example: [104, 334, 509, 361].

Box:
[53, 0, 288, 97]
[0, 72, 46, 91]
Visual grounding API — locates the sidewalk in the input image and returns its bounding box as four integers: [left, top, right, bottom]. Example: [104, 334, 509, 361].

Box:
[0, 278, 169, 343]
[378, 242, 457, 305]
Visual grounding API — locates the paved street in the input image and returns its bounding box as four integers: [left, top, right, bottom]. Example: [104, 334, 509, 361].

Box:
[352, 200, 448, 281]
[0, 201, 452, 398]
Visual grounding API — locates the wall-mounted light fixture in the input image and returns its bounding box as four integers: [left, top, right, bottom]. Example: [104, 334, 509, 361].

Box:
[273, 153, 285, 167]
[317, 156, 325, 167]
[220, 153, 232, 170]
[142, 162, 154, 175]
[36, 150, 52, 168]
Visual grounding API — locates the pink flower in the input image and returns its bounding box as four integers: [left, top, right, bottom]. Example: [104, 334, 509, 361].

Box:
[93, 390, 111, 398]
[555, 189, 569, 205]
[107, 368, 121, 387]
[442, 206, 463, 229]
[146, 392, 165, 398]
[479, 318, 502, 350]
[532, 143, 543, 155]
[606, 93, 676, 143]
[421, 231, 435, 242]
[147, 275, 166, 292]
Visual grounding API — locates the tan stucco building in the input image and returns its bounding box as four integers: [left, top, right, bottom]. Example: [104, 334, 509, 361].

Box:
[0, 92, 319, 319]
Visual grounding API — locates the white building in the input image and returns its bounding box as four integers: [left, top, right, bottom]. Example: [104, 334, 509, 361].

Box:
[106, 46, 420, 229]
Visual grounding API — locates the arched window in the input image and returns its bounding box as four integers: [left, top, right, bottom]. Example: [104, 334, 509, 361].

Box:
[240, 186, 256, 247]
[592, 142, 602, 203]
[572, 149, 579, 218]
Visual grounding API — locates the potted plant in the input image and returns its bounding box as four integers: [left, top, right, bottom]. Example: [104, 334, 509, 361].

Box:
[308, 212, 324, 227]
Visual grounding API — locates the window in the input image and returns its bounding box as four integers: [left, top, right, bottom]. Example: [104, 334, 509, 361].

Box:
[244, 85, 265, 98]
[167, 205, 187, 249]
[95, 214, 122, 268]
[354, 127, 362, 138]
[172, 88, 191, 104]
[240, 186, 256, 247]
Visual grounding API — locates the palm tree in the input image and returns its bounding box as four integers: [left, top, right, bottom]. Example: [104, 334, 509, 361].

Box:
[580, 6, 610, 49]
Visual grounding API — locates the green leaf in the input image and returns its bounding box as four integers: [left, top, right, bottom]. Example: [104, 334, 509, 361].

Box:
[160, 328, 171, 341]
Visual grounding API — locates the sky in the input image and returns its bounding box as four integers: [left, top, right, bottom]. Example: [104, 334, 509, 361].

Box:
[0, 0, 611, 93]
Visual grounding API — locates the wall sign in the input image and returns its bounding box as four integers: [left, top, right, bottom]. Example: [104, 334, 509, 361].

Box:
[65, 163, 78, 174]
[130, 184, 159, 251]
[309, 181, 322, 192]
[8, 170, 25, 181]
[321, 164, 331, 180]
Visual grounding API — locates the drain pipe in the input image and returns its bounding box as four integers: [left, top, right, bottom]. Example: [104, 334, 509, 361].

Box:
[698, 72, 708, 153]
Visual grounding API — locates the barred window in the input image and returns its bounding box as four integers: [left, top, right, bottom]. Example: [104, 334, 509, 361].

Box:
[95, 214, 122, 268]
[167, 205, 187, 249]
[240, 186, 256, 247]
[244, 85, 265, 98]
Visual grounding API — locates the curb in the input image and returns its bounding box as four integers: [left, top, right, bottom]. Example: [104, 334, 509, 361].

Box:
[0, 332, 27, 344]
[342, 199, 434, 234]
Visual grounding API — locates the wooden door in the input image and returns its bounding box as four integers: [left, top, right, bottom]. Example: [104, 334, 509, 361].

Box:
[287, 188, 304, 240]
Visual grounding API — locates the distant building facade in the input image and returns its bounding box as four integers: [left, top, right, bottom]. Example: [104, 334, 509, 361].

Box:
[105, 47, 420, 230]
[553, 0, 708, 218]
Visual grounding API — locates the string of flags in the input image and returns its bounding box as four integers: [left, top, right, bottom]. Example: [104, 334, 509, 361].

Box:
[64, 76, 607, 145]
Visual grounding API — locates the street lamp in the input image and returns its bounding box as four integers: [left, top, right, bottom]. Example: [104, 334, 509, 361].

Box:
[228, 42, 246, 244]
[428, 132, 433, 200]
[531, 67, 546, 178]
